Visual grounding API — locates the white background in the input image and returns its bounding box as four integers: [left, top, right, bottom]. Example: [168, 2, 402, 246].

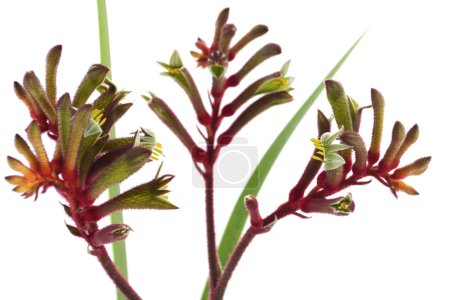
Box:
[0, 1, 448, 299]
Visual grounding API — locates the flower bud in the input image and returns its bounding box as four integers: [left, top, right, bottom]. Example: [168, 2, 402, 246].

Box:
[45, 45, 62, 104]
[378, 121, 405, 173]
[145, 95, 205, 162]
[324, 80, 353, 131]
[227, 43, 281, 87]
[85, 147, 151, 202]
[14, 134, 38, 171]
[228, 25, 269, 61]
[211, 8, 230, 51]
[62, 104, 93, 181]
[92, 224, 133, 246]
[56, 93, 72, 159]
[73, 64, 110, 108]
[300, 193, 354, 216]
[245, 195, 263, 228]
[368, 88, 385, 164]
[26, 121, 52, 177]
[391, 156, 431, 180]
[392, 124, 419, 168]
[324, 165, 344, 190]
[221, 72, 280, 116]
[340, 131, 368, 176]
[317, 110, 331, 135]
[86, 175, 177, 221]
[289, 110, 330, 202]
[390, 180, 419, 196]
[218, 91, 292, 146]
[23, 71, 57, 130]
[14, 81, 45, 122]
[220, 24, 236, 53]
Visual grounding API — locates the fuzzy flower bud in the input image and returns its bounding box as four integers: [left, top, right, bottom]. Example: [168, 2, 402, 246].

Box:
[92, 224, 133, 246]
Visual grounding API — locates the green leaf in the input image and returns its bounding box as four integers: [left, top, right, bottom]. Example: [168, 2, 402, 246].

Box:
[60, 202, 72, 217]
[280, 60, 290, 76]
[97, 1, 128, 298]
[85, 147, 151, 201]
[65, 222, 82, 238]
[324, 152, 346, 170]
[327, 143, 351, 152]
[201, 31, 366, 300]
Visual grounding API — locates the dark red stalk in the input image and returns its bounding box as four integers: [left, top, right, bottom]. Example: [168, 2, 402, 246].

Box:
[95, 246, 142, 300]
[57, 183, 143, 299]
[204, 78, 227, 292]
[204, 161, 221, 289]
[213, 228, 256, 300]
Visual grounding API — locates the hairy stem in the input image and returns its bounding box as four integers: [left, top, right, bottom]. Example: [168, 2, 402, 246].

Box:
[214, 228, 256, 300]
[95, 246, 142, 300]
[205, 165, 221, 292]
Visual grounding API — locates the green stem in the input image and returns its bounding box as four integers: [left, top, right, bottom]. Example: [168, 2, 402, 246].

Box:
[97, 1, 129, 300]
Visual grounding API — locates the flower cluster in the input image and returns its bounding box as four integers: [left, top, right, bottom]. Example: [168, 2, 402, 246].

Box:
[145, 8, 294, 169]
[249, 80, 431, 230]
[5, 46, 177, 248]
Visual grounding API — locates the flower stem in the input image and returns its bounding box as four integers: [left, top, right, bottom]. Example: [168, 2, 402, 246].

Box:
[213, 228, 256, 300]
[95, 246, 142, 300]
[205, 165, 221, 292]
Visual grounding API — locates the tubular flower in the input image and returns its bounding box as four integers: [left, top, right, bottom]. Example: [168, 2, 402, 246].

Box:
[265, 81, 430, 225]
[6, 46, 177, 249]
[311, 126, 351, 170]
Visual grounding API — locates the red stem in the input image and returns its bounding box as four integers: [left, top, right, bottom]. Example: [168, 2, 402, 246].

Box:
[95, 246, 142, 300]
[205, 166, 221, 290]
[213, 228, 256, 300]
